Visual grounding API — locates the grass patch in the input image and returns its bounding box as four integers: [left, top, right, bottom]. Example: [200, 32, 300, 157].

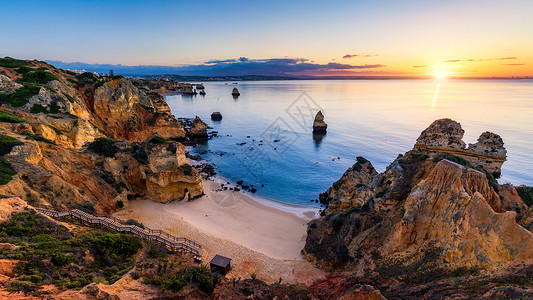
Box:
[0, 134, 23, 155]
[21, 70, 58, 84]
[0, 57, 28, 68]
[0, 110, 27, 123]
[0, 84, 41, 107]
[0, 157, 17, 185]
[88, 137, 117, 157]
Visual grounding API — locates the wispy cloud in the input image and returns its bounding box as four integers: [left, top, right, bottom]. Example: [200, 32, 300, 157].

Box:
[47, 57, 386, 76]
[412, 65, 429, 68]
[502, 63, 525, 66]
[441, 57, 518, 63]
[343, 53, 379, 59]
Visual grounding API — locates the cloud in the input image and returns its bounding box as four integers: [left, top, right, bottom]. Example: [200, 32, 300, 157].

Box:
[47, 57, 385, 76]
[343, 53, 379, 59]
[502, 63, 525, 66]
[442, 57, 518, 63]
[412, 65, 429, 68]
[343, 54, 358, 59]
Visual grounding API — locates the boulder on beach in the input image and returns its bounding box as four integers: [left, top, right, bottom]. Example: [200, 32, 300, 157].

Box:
[232, 88, 240, 96]
[312, 111, 327, 133]
[211, 112, 223, 121]
[196, 83, 205, 89]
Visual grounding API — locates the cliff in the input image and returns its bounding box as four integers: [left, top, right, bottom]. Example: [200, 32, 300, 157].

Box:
[0, 58, 201, 213]
[304, 118, 533, 297]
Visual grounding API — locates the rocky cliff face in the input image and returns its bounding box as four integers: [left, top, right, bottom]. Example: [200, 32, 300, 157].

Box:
[0, 59, 201, 213]
[305, 119, 532, 276]
[92, 78, 185, 141]
[414, 118, 507, 177]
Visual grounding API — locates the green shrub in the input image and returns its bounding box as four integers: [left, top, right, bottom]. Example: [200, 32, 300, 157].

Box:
[149, 136, 168, 144]
[30, 104, 48, 114]
[0, 110, 27, 123]
[131, 144, 149, 164]
[21, 70, 58, 84]
[0, 157, 17, 185]
[93, 233, 142, 257]
[0, 57, 28, 68]
[124, 219, 144, 229]
[25, 134, 56, 145]
[180, 164, 193, 176]
[51, 253, 71, 266]
[88, 138, 117, 157]
[0, 134, 23, 155]
[517, 185, 533, 207]
[62, 92, 75, 103]
[15, 66, 33, 74]
[0, 84, 41, 107]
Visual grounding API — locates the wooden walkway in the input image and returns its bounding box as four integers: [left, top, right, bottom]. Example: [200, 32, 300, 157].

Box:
[35, 207, 202, 256]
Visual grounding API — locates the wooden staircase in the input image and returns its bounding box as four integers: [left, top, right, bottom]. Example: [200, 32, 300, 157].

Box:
[35, 207, 202, 256]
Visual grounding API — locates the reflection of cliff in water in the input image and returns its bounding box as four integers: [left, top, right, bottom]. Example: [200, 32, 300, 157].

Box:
[313, 132, 326, 149]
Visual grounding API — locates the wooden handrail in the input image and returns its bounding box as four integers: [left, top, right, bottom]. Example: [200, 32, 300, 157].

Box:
[34, 207, 201, 256]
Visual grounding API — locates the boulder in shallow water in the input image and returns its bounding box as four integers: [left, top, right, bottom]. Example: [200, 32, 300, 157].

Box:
[312, 111, 327, 133]
[232, 88, 240, 96]
[211, 112, 222, 121]
[189, 116, 208, 138]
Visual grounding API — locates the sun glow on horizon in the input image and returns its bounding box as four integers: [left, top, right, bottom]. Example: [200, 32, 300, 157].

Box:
[436, 71, 448, 80]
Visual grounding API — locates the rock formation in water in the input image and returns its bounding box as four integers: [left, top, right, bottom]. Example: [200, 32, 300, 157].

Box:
[312, 110, 327, 133]
[189, 116, 208, 138]
[211, 111, 222, 121]
[304, 118, 533, 298]
[232, 87, 240, 96]
[180, 83, 197, 95]
[414, 118, 506, 177]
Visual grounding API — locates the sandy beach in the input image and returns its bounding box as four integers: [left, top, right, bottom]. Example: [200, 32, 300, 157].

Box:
[113, 178, 326, 284]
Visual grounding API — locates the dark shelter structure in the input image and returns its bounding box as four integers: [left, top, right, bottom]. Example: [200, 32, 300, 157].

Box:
[210, 254, 232, 275]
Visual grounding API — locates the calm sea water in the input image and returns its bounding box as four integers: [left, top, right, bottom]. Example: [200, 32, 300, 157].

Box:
[165, 80, 533, 207]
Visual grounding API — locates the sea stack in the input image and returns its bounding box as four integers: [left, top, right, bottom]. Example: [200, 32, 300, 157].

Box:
[189, 116, 208, 138]
[312, 111, 327, 133]
[232, 87, 240, 96]
[211, 112, 223, 121]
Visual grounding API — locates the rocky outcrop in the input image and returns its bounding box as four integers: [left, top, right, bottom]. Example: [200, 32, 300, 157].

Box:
[211, 112, 222, 121]
[189, 116, 208, 138]
[92, 78, 185, 141]
[390, 160, 533, 265]
[312, 111, 327, 134]
[414, 118, 506, 177]
[0, 197, 27, 222]
[232, 87, 240, 96]
[305, 118, 532, 274]
[180, 84, 197, 95]
[319, 157, 377, 213]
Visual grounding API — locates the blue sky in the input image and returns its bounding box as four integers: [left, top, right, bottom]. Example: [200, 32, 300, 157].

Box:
[1, 0, 532, 76]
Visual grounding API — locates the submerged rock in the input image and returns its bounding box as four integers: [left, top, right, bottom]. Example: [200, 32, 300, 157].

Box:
[232, 87, 240, 96]
[312, 111, 327, 133]
[211, 112, 222, 121]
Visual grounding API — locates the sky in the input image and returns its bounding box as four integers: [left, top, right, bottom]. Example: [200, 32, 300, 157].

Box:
[1, 0, 532, 77]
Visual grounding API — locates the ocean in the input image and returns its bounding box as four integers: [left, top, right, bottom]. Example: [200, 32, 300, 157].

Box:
[164, 79, 533, 207]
